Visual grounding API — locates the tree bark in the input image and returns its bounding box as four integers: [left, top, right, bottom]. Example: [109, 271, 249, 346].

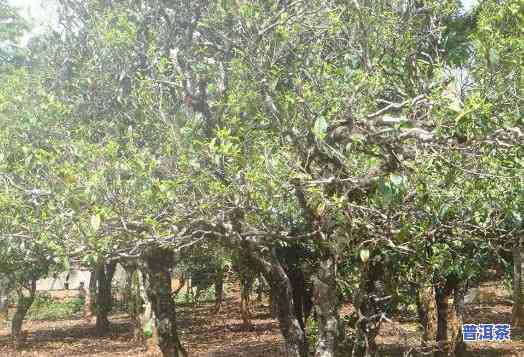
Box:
[0, 278, 9, 322]
[172, 272, 186, 298]
[288, 265, 307, 332]
[240, 271, 254, 328]
[230, 209, 308, 357]
[131, 269, 145, 342]
[256, 273, 266, 303]
[312, 254, 338, 357]
[123, 263, 136, 314]
[11, 278, 36, 350]
[259, 252, 309, 357]
[512, 236, 524, 327]
[417, 285, 438, 346]
[269, 288, 279, 318]
[243, 242, 309, 357]
[95, 259, 116, 334]
[143, 247, 186, 357]
[213, 266, 224, 314]
[233, 251, 256, 328]
[84, 269, 96, 322]
[433, 275, 465, 357]
[133, 268, 160, 354]
[138, 271, 160, 354]
[352, 262, 385, 357]
[271, 264, 309, 357]
[435, 286, 450, 357]
[448, 282, 466, 357]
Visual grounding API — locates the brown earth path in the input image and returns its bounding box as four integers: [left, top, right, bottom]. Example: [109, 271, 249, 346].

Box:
[1, 294, 524, 356]
[0, 295, 284, 357]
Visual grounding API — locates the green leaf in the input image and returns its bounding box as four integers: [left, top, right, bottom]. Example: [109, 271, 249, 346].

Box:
[313, 116, 328, 140]
[90, 214, 101, 232]
[439, 204, 450, 221]
[143, 318, 153, 338]
[390, 174, 404, 186]
[350, 133, 366, 144]
[489, 48, 499, 66]
[399, 121, 415, 129]
[360, 249, 370, 263]
[512, 210, 522, 225]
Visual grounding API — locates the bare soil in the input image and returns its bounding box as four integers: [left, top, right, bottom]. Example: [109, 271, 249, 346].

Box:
[1, 286, 524, 356]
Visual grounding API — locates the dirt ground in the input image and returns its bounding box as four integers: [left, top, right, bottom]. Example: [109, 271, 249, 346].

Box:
[1, 287, 524, 356]
[0, 291, 286, 357]
[377, 297, 524, 356]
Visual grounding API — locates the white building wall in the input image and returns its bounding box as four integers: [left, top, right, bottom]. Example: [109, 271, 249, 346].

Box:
[36, 264, 127, 291]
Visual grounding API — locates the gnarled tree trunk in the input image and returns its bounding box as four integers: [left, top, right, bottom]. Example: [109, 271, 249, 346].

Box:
[231, 208, 308, 356]
[242, 240, 309, 357]
[131, 267, 159, 354]
[312, 254, 338, 357]
[213, 266, 224, 314]
[255, 250, 309, 357]
[448, 282, 465, 357]
[435, 276, 466, 357]
[435, 283, 451, 357]
[512, 236, 524, 327]
[270, 263, 309, 357]
[131, 268, 145, 342]
[239, 271, 255, 328]
[0, 277, 9, 322]
[352, 261, 386, 357]
[11, 278, 36, 350]
[84, 269, 96, 322]
[95, 259, 116, 334]
[233, 251, 256, 328]
[256, 273, 268, 303]
[269, 287, 279, 318]
[122, 263, 137, 314]
[142, 247, 186, 357]
[288, 263, 307, 332]
[417, 284, 438, 347]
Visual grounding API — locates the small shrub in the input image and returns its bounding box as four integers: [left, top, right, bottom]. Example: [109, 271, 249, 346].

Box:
[307, 318, 319, 348]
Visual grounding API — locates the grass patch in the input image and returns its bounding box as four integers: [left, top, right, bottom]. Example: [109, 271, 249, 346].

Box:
[175, 285, 217, 304]
[27, 293, 84, 321]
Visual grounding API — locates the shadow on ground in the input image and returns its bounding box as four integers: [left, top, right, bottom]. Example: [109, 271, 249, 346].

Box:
[1, 290, 524, 356]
